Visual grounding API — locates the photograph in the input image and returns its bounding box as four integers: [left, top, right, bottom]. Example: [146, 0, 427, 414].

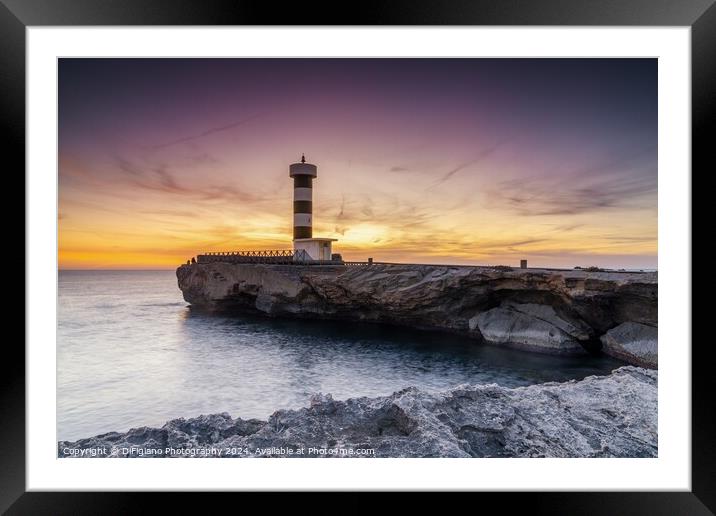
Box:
[56, 57, 658, 459]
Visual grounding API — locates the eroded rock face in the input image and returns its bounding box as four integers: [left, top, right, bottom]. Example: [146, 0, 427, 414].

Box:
[58, 367, 657, 458]
[176, 263, 657, 363]
[473, 304, 590, 355]
[601, 322, 658, 369]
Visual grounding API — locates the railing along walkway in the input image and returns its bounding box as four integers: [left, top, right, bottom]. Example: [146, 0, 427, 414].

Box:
[197, 249, 310, 265]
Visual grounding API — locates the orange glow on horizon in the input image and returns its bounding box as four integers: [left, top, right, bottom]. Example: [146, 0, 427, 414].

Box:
[58, 158, 657, 271]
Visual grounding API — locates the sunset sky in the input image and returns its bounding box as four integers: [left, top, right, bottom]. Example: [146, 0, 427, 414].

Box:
[58, 58, 657, 269]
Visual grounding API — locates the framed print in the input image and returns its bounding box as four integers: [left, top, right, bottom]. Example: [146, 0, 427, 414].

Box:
[5, 0, 713, 511]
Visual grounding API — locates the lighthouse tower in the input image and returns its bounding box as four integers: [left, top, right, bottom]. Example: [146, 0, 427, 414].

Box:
[289, 154, 316, 239]
[289, 155, 336, 261]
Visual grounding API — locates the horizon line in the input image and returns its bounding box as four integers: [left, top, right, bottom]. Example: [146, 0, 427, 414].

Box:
[58, 264, 659, 272]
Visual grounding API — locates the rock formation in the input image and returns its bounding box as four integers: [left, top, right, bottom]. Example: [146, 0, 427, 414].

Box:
[58, 366, 657, 458]
[176, 263, 657, 364]
[472, 302, 592, 355]
[601, 322, 658, 368]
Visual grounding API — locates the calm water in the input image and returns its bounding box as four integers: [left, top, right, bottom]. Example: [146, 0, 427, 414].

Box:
[57, 270, 624, 441]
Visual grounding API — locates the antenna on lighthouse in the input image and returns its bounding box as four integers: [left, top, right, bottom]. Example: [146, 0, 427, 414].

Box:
[301, 154, 306, 163]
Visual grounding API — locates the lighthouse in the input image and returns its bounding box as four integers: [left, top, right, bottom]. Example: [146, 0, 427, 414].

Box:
[289, 154, 316, 239]
[290, 155, 336, 261]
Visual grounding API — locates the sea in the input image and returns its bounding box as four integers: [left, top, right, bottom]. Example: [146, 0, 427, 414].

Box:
[57, 270, 624, 441]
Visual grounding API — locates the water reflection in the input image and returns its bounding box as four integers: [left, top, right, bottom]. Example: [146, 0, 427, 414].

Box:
[179, 306, 623, 402]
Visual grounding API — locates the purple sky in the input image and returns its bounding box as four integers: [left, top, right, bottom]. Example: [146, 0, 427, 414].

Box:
[58, 58, 657, 269]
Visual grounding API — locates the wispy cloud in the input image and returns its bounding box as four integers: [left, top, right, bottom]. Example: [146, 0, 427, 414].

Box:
[140, 209, 197, 218]
[113, 157, 260, 203]
[491, 172, 656, 216]
[184, 152, 220, 165]
[571, 145, 656, 179]
[145, 114, 263, 150]
[115, 157, 144, 176]
[428, 143, 503, 188]
[487, 145, 656, 217]
[545, 223, 585, 233]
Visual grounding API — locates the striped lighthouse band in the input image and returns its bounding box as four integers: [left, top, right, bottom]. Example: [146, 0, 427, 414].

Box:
[290, 158, 317, 240]
[288, 162, 317, 178]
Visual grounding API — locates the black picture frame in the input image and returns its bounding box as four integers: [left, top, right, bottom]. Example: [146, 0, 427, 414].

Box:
[4, 0, 712, 511]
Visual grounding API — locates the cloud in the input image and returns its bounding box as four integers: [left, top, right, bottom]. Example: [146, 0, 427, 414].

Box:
[600, 235, 656, 244]
[487, 146, 657, 216]
[571, 145, 656, 179]
[330, 195, 354, 235]
[428, 143, 503, 188]
[492, 173, 656, 216]
[187, 152, 220, 165]
[145, 114, 262, 150]
[552, 223, 584, 232]
[116, 157, 144, 176]
[314, 190, 443, 240]
[344, 232, 547, 257]
[337, 195, 346, 219]
[140, 209, 197, 218]
[389, 166, 409, 172]
[360, 195, 375, 217]
[113, 157, 260, 204]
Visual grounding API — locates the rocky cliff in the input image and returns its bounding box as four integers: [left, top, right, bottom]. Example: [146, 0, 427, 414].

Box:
[58, 366, 657, 458]
[176, 263, 657, 366]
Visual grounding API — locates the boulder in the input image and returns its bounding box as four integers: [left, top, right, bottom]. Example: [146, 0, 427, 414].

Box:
[601, 322, 658, 369]
[473, 304, 589, 355]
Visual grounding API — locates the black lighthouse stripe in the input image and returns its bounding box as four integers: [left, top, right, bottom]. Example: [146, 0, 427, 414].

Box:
[293, 200, 312, 213]
[294, 226, 312, 239]
[293, 176, 313, 188]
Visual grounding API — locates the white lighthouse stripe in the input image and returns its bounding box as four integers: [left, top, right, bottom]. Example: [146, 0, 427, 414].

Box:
[294, 213, 312, 226]
[293, 187, 313, 201]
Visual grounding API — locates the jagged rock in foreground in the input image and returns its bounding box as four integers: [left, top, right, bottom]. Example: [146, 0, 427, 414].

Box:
[176, 263, 657, 362]
[58, 367, 657, 458]
[601, 322, 658, 368]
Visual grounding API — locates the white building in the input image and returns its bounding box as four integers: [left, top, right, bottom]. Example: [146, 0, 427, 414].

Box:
[293, 237, 337, 261]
